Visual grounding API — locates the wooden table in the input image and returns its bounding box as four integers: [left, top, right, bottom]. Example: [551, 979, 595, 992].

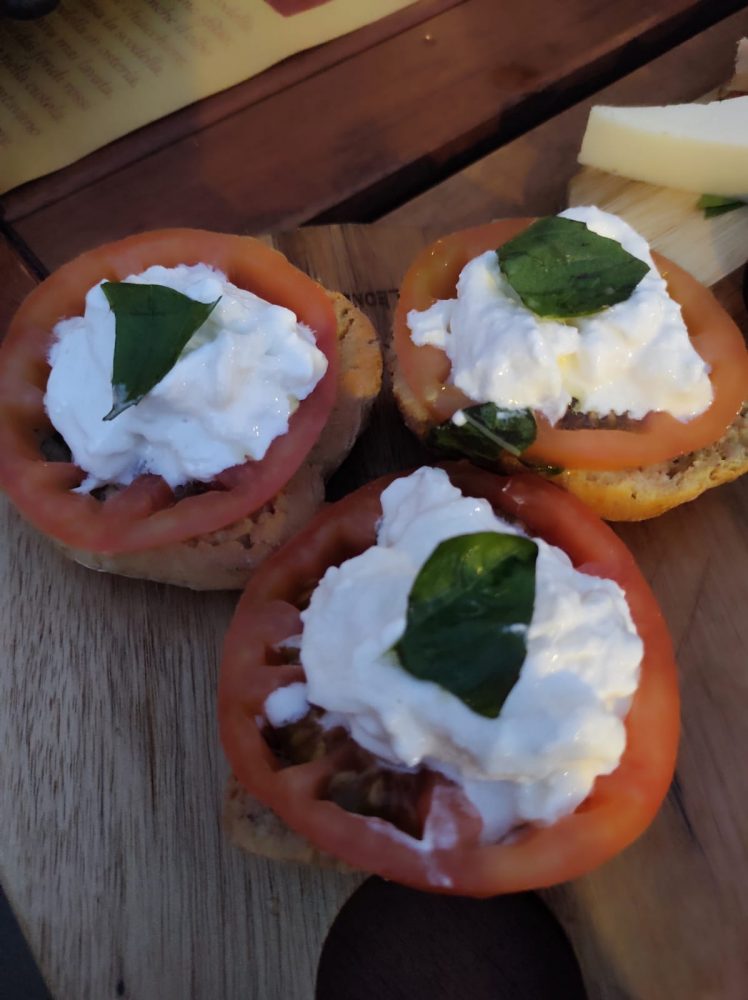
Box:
[1, 2, 747, 998]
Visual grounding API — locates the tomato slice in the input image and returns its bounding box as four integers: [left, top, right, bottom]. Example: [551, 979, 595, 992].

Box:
[0, 229, 339, 554]
[219, 464, 679, 896]
[393, 220, 748, 471]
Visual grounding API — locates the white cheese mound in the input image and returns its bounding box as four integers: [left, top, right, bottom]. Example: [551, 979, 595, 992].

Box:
[265, 682, 309, 728]
[44, 263, 328, 491]
[274, 467, 643, 844]
[407, 206, 713, 426]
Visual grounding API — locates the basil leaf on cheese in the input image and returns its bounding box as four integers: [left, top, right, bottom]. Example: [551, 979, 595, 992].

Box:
[395, 532, 537, 718]
[498, 216, 649, 318]
[429, 403, 536, 461]
[697, 194, 747, 219]
[102, 282, 220, 421]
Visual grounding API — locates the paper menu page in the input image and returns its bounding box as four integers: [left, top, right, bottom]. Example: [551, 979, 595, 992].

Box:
[0, 0, 416, 195]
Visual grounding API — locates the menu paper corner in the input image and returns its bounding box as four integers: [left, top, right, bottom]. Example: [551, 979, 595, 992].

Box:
[0, 0, 417, 195]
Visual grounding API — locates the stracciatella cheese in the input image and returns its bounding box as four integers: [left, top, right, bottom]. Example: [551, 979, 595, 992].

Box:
[269, 467, 643, 844]
[407, 206, 713, 425]
[44, 263, 328, 491]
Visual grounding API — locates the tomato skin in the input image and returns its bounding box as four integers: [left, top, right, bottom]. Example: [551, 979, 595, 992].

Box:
[393, 221, 748, 471]
[219, 464, 679, 896]
[0, 229, 339, 554]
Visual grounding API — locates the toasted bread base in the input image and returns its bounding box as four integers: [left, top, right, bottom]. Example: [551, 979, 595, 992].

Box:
[555, 406, 748, 521]
[224, 773, 357, 873]
[58, 292, 382, 589]
[390, 349, 748, 521]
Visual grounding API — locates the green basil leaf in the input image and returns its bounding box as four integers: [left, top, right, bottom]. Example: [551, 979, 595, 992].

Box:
[429, 403, 536, 460]
[394, 532, 537, 718]
[498, 216, 649, 318]
[101, 282, 220, 421]
[697, 194, 747, 219]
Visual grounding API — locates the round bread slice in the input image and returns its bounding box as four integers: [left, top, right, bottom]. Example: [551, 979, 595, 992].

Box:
[390, 348, 748, 522]
[224, 773, 357, 872]
[553, 405, 748, 521]
[57, 292, 382, 588]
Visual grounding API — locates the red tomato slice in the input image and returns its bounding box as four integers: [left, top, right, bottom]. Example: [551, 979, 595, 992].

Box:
[219, 464, 679, 896]
[393, 220, 748, 471]
[0, 229, 339, 554]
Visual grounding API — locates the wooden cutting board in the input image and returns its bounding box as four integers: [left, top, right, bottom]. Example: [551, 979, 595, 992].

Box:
[569, 166, 748, 287]
[567, 82, 748, 288]
[1, 223, 746, 1000]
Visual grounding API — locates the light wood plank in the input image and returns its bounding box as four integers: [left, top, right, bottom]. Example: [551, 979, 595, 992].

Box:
[0, 503, 362, 999]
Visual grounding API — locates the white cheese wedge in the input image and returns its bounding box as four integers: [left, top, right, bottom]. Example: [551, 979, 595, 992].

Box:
[578, 97, 748, 196]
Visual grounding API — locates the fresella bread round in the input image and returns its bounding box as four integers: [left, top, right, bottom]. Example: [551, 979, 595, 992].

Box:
[391, 209, 748, 520]
[0, 229, 382, 589]
[219, 463, 679, 896]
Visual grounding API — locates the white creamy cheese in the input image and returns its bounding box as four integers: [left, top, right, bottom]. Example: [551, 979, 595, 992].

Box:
[264, 682, 309, 728]
[407, 206, 713, 425]
[44, 263, 328, 491]
[270, 467, 643, 844]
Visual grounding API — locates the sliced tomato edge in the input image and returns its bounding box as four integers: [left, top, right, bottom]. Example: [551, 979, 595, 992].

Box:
[218, 464, 680, 895]
[392, 221, 748, 471]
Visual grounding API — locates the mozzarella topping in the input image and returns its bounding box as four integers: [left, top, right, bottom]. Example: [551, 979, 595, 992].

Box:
[272, 467, 643, 844]
[407, 206, 712, 425]
[44, 263, 328, 491]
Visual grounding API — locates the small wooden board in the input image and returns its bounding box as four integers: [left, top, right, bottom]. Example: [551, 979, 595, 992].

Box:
[1, 223, 747, 1000]
[569, 166, 748, 288]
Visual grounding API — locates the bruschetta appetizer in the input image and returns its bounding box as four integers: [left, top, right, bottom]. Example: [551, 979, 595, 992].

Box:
[391, 208, 748, 520]
[0, 229, 382, 588]
[219, 464, 679, 894]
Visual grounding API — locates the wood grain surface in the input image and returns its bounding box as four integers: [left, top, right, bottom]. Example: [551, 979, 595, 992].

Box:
[9, 0, 747, 268]
[1, 220, 746, 1000]
[569, 166, 748, 287]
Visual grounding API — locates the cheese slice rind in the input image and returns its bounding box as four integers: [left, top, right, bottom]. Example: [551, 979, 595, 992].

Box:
[578, 97, 748, 196]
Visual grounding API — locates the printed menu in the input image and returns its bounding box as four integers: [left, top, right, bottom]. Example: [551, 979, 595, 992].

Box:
[0, 0, 416, 193]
